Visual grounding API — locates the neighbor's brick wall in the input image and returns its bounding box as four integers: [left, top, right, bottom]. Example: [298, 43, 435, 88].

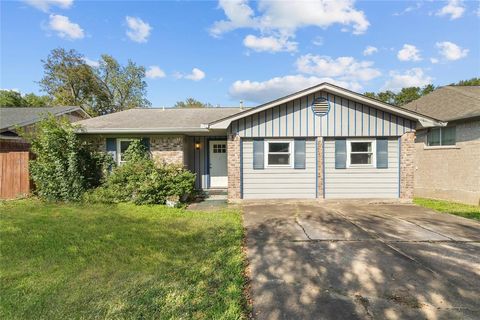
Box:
[227, 134, 241, 201]
[414, 120, 480, 205]
[317, 137, 324, 199]
[400, 131, 415, 200]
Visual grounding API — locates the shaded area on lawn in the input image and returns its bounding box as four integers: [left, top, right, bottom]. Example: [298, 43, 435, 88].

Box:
[0, 200, 247, 319]
[414, 197, 480, 221]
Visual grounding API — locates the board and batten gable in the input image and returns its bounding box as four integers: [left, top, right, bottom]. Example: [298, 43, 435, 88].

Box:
[228, 90, 414, 138]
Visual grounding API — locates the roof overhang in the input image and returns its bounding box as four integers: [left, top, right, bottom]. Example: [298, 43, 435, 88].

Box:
[206, 83, 446, 129]
[76, 127, 211, 134]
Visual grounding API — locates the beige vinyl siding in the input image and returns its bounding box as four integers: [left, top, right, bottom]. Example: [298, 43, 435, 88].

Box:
[230, 90, 414, 138]
[242, 138, 317, 199]
[324, 138, 399, 199]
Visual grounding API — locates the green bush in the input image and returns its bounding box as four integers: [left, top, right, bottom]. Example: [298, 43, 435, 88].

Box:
[86, 140, 196, 205]
[26, 116, 111, 202]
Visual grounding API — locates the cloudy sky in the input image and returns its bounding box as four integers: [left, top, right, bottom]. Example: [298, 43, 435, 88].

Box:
[1, 0, 479, 107]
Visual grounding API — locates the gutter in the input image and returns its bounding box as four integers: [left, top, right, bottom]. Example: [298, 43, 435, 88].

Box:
[76, 127, 211, 134]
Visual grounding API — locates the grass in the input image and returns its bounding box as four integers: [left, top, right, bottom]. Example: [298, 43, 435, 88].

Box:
[0, 199, 247, 319]
[414, 197, 480, 221]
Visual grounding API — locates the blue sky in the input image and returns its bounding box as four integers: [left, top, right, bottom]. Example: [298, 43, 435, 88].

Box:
[1, 0, 479, 107]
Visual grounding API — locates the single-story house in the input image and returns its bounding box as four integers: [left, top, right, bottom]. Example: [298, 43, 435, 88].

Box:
[76, 83, 444, 201]
[0, 106, 90, 199]
[402, 86, 480, 205]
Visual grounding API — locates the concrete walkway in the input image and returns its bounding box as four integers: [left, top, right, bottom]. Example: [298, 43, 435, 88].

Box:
[243, 201, 480, 320]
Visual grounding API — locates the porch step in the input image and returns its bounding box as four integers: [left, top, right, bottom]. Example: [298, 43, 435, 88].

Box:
[203, 188, 227, 200]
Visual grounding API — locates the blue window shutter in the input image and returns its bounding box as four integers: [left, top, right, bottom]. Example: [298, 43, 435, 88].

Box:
[106, 138, 117, 162]
[335, 139, 347, 169]
[140, 137, 150, 152]
[294, 139, 306, 169]
[377, 138, 388, 168]
[253, 139, 264, 169]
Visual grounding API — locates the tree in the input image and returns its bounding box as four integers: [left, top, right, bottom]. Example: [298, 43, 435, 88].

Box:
[452, 77, 480, 86]
[0, 90, 26, 107]
[39, 48, 97, 107]
[173, 98, 212, 108]
[90, 54, 150, 115]
[364, 84, 436, 106]
[0, 90, 53, 107]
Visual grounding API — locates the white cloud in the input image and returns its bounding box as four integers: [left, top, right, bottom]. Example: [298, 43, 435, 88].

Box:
[83, 57, 99, 68]
[382, 68, 433, 91]
[24, 0, 73, 12]
[243, 34, 297, 52]
[211, 0, 369, 52]
[48, 14, 84, 40]
[363, 45, 378, 56]
[229, 75, 362, 103]
[436, 41, 469, 60]
[397, 44, 422, 61]
[312, 36, 323, 46]
[436, 0, 465, 20]
[430, 58, 439, 64]
[125, 16, 151, 43]
[146, 66, 166, 79]
[295, 54, 381, 81]
[393, 2, 422, 16]
[175, 68, 206, 81]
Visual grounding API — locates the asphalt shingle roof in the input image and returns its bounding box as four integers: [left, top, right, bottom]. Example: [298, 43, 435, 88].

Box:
[0, 106, 84, 131]
[75, 107, 245, 132]
[401, 86, 480, 122]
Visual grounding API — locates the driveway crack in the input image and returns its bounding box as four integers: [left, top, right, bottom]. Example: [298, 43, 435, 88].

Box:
[294, 204, 312, 240]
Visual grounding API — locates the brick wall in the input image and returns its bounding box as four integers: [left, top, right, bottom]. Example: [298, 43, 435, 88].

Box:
[227, 134, 241, 201]
[413, 120, 480, 205]
[400, 131, 415, 199]
[317, 137, 324, 199]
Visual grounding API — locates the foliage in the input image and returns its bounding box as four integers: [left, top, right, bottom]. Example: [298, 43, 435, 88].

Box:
[0, 90, 52, 107]
[451, 77, 480, 86]
[87, 141, 196, 205]
[174, 97, 213, 108]
[39, 48, 150, 115]
[25, 116, 110, 201]
[0, 200, 247, 319]
[414, 198, 480, 221]
[365, 84, 436, 106]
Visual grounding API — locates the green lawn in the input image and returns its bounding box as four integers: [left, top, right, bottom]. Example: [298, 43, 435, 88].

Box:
[0, 200, 247, 319]
[414, 197, 480, 220]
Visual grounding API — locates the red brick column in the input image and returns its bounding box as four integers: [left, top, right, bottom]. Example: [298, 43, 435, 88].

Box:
[400, 132, 415, 199]
[227, 134, 241, 201]
[317, 138, 324, 199]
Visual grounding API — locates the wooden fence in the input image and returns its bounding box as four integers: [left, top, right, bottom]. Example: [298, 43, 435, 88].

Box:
[0, 140, 32, 199]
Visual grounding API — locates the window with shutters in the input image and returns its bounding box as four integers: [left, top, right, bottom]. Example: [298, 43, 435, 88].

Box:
[347, 139, 376, 167]
[265, 140, 293, 167]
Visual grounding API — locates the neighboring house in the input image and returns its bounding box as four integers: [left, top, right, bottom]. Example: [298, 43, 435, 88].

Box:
[76, 83, 443, 201]
[0, 106, 90, 199]
[402, 86, 480, 205]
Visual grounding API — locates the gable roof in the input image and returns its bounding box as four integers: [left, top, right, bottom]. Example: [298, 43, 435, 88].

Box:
[76, 107, 244, 133]
[0, 106, 89, 132]
[208, 82, 445, 129]
[401, 86, 480, 122]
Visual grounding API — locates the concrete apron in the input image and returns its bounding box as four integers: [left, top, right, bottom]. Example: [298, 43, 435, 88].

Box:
[243, 201, 480, 320]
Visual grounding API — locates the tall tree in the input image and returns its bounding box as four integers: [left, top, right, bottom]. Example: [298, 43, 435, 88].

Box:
[173, 98, 212, 108]
[39, 48, 97, 107]
[0, 90, 53, 107]
[91, 54, 150, 115]
[452, 77, 480, 86]
[23, 93, 53, 107]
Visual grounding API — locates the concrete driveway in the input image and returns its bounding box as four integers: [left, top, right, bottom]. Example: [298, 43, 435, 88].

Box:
[243, 201, 480, 320]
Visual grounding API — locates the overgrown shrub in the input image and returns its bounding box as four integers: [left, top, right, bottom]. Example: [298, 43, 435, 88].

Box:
[26, 116, 111, 202]
[86, 140, 196, 205]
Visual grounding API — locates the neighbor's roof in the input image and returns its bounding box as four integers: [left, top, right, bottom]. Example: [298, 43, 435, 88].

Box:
[76, 107, 244, 133]
[0, 106, 89, 131]
[402, 86, 480, 122]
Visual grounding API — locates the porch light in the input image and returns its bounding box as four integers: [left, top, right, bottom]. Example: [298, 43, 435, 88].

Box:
[195, 142, 201, 150]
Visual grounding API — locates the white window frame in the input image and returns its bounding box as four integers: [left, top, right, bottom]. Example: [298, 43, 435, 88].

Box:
[347, 139, 376, 168]
[264, 140, 294, 168]
[117, 138, 135, 165]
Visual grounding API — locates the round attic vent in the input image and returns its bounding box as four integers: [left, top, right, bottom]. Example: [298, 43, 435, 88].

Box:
[311, 97, 330, 116]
